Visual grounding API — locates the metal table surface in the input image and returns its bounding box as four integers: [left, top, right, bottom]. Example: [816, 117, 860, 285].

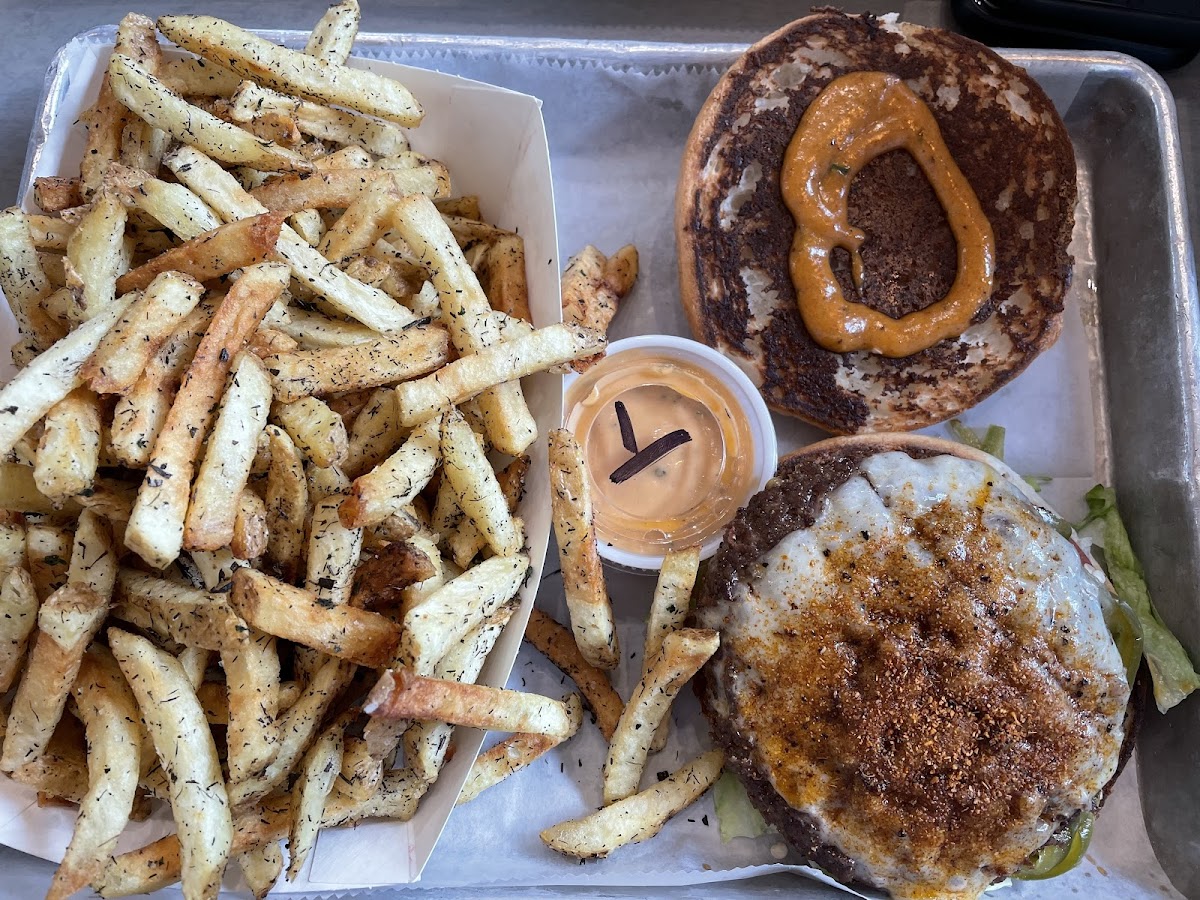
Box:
[0, 1, 1195, 898]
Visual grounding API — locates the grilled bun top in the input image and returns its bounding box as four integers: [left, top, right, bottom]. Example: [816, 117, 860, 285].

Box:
[692, 434, 1133, 899]
[676, 12, 1076, 434]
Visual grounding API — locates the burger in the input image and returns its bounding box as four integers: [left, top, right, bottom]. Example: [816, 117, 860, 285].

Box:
[692, 434, 1141, 898]
[675, 12, 1077, 434]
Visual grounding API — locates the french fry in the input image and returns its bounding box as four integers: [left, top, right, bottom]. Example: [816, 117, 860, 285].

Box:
[188, 548, 247, 593]
[264, 326, 449, 404]
[114, 569, 246, 652]
[337, 735, 382, 802]
[108, 301, 212, 468]
[0, 289, 135, 461]
[0, 567, 37, 692]
[643, 546, 701, 751]
[305, 480, 362, 609]
[33, 388, 102, 503]
[251, 168, 443, 216]
[387, 193, 537, 454]
[395, 324, 606, 427]
[0, 520, 26, 578]
[26, 523, 73, 600]
[108, 53, 313, 175]
[33, 178, 83, 215]
[271, 397, 348, 468]
[524, 609, 624, 741]
[344, 386, 406, 478]
[222, 628, 281, 783]
[184, 352, 273, 550]
[440, 408, 523, 557]
[367, 668, 575, 737]
[108, 628, 233, 900]
[8, 714, 88, 804]
[67, 508, 118, 601]
[26, 214, 74, 252]
[235, 843, 282, 900]
[561, 244, 639, 371]
[400, 553, 528, 674]
[340, 414, 441, 528]
[159, 15, 424, 126]
[542, 749, 725, 859]
[79, 13, 160, 199]
[447, 452, 528, 568]
[46, 647, 142, 900]
[458, 694, 583, 805]
[105, 166, 222, 241]
[125, 261, 289, 569]
[200, 680, 300, 727]
[0, 584, 109, 772]
[0, 207, 52, 340]
[119, 118, 172, 174]
[160, 55, 243, 97]
[232, 488, 269, 561]
[270, 306, 377, 349]
[232, 567, 400, 667]
[115, 213, 287, 294]
[317, 179, 400, 264]
[603, 629, 719, 803]
[286, 718, 345, 880]
[227, 656, 356, 808]
[177, 645, 211, 690]
[166, 146, 420, 332]
[306, 0, 360, 63]
[478, 232, 531, 323]
[64, 193, 129, 326]
[85, 272, 204, 394]
[264, 425, 309, 577]
[549, 428, 618, 669]
[350, 540, 435, 611]
[403, 602, 516, 782]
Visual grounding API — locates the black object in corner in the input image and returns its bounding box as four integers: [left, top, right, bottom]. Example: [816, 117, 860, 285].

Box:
[951, 0, 1200, 70]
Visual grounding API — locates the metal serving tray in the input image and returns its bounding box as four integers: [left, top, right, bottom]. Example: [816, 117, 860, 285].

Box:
[15, 29, 1200, 900]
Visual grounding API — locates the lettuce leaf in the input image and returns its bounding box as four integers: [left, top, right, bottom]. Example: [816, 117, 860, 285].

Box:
[713, 770, 766, 842]
[1077, 485, 1199, 712]
[946, 419, 1006, 459]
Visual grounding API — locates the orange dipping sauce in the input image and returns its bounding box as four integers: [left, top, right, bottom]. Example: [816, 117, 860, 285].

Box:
[565, 348, 757, 557]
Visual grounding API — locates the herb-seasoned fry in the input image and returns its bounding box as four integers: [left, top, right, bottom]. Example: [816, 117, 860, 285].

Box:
[232, 489, 269, 561]
[395, 324, 606, 427]
[108, 53, 313, 174]
[115, 213, 287, 294]
[306, 0, 360, 63]
[524, 609, 624, 741]
[306, 477, 363, 608]
[159, 15, 424, 126]
[0, 207, 52, 340]
[270, 307, 377, 349]
[368, 668, 576, 738]
[46, 647, 142, 900]
[264, 425, 309, 577]
[400, 553, 528, 674]
[561, 244, 639, 371]
[263, 326, 450, 404]
[0, 292, 135, 460]
[0, 568, 37, 693]
[337, 735, 382, 802]
[344, 386, 406, 478]
[272, 396, 348, 468]
[236, 843, 283, 900]
[114, 569, 246, 652]
[183, 352, 273, 549]
[232, 567, 400, 667]
[0, 584, 109, 772]
[441, 408, 523, 556]
[549, 428, 618, 669]
[541, 750, 725, 859]
[458, 694, 583, 805]
[85, 272, 204, 395]
[447, 453, 528, 568]
[603, 629, 719, 803]
[34, 388, 102, 503]
[222, 628, 281, 783]
[340, 414, 441, 528]
[109, 628, 233, 900]
[287, 718, 345, 879]
[125, 262, 288, 569]
[105, 167, 222, 241]
[643, 546, 701, 750]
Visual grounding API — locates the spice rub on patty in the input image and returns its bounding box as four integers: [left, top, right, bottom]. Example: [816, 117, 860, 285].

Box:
[693, 435, 1132, 899]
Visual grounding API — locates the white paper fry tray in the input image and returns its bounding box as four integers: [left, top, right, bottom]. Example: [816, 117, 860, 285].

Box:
[0, 29, 561, 893]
